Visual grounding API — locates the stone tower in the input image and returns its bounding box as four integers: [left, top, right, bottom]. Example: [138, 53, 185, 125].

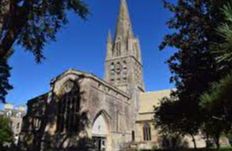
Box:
[104, 0, 145, 95]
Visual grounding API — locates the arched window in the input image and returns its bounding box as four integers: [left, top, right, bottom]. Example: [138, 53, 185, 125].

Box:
[122, 61, 127, 80]
[33, 118, 41, 131]
[57, 80, 80, 133]
[143, 123, 151, 141]
[132, 130, 135, 142]
[110, 62, 115, 75]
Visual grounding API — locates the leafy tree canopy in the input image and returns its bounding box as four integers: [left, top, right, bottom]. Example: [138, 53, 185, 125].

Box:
[0, 0, 89, 103]
[155, 0, 227, 147]
[154, 97, 199, 136]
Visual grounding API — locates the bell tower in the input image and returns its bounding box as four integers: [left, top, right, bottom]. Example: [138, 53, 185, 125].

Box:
[104, 0, 145, 94]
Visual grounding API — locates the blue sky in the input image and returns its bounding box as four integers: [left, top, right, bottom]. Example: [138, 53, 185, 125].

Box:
[6, 0, 176, 106]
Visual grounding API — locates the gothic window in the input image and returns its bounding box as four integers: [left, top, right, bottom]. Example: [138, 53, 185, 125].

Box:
[122, 61, 127, 80]
[33, 118, 41, 131]
[57, 80, 80, 133]
[110, 63, 114, 69]
[110, 63, 115, 76]
[143, 123, 151, 141]
[132, 130, 135, 142]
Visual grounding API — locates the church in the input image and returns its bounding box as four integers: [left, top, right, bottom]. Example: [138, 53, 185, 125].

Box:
[19, 0, 206, 150]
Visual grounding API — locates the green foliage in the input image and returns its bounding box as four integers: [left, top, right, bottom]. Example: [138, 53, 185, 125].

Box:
[0, 116, 13, 147]
[156, 0, 228, 148]
[213, 1, 232, 68]
[200, 73, 232, 110]
[154, 97, 198, 136]
[0, 0, 89, 103]
[0, 58, 13, 103]
[200, 73, 232, 144]
[199, 1, 232, 146]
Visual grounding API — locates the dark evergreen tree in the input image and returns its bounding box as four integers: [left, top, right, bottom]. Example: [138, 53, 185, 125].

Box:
[0, 0, 89, 103]
[200, 2, 232, 147]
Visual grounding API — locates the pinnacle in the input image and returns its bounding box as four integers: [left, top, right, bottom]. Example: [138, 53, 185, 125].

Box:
[115, 0, 133, 39]
[107, 30, 112, 42]
[118, 0, 130, 22]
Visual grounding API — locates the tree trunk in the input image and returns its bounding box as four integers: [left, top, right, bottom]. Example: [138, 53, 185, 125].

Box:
[190, 134, 197, 149]
[214, 135, 220, 150]
[0, 0, 31, 59]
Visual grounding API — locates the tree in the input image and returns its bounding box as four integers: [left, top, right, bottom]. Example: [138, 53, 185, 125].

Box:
[0, 0, 89, 103]
[0, 116, 13, 148]
[212, 1, 232, 69]
[200, 2, 232, 148]
[154, 97, 199, 148]
[200, 74, 232, 121]
[156, 0, 228, 148]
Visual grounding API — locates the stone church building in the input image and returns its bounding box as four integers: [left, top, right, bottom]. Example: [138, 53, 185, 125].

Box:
[19, 0, 206, 150]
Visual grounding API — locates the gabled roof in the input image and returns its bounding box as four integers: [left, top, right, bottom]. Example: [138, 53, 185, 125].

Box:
[51, 68, 130, 99]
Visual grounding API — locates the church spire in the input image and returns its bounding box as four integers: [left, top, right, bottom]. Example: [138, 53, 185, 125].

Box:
[104, 0, 145, 93]
[115, 0, 133, 40]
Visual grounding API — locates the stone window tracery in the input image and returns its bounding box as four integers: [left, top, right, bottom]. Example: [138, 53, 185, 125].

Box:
[57, 80, 80, 133]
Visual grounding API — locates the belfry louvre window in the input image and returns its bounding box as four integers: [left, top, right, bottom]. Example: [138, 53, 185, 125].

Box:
[57, 81, 80, 133]
[143, 123, 151, 141]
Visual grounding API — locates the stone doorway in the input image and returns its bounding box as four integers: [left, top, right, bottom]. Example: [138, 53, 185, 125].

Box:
[92, 112, 109, 151]
[93, 136, 106, 151]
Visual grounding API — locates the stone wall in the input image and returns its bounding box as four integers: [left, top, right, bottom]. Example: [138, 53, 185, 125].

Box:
[20, 69, 134, 151]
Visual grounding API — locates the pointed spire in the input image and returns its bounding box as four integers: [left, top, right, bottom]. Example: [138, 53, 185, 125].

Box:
[118, 0, 130, 22]
[115, 0, 133, 40]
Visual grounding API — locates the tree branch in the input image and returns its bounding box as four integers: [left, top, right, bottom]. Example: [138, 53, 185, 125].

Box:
[0, 0, 32, 59]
